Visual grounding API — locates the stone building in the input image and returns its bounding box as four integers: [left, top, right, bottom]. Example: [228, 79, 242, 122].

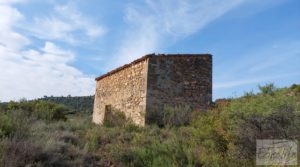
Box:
[93, 53, 212, 126]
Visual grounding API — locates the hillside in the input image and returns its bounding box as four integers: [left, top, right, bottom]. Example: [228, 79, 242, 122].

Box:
[37, 95, 94, 113]
[0, 83, 299, 166]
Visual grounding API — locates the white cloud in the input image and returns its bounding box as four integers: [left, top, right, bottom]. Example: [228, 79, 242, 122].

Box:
[0, 3, 95, 102]
[0, 5, 29, 49]
[21, 3, 106, 45]
[41, 42, 75, 63]
[0, 41, 95, 102]
[108, 0, 245, 71]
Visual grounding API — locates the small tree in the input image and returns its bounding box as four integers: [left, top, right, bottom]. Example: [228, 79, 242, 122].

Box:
[258, 83, 277, 95]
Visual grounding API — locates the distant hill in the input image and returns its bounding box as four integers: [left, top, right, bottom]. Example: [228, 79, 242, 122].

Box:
[38, 95, 94, 113]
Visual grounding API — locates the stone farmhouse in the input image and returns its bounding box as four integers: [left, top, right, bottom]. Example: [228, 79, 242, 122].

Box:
[93, 53, 212, 126]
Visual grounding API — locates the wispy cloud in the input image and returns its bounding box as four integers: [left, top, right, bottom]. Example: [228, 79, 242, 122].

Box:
[20, 2, 107, 45]
[0, 0, 26, 5]
[214, 40, 300, 99]
[108, 0, 245, 70]
[215, 72, 300, 89]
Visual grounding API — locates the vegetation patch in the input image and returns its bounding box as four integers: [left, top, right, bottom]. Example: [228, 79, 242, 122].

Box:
[0, 84, 299, 166]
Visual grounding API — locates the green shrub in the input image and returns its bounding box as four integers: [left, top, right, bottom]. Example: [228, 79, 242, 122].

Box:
[114, 134, 195, 167]
[33, 101, 68, 121]
[3, 100, 68, 121]
[163, 106, 193, 127]
[0, 138, 10, 164]
[243, 90, 255, 97]
[222, 84, 300, 164]
[0, 112, 15, 137]
[0, 84, 299, 166]
[84, 127, 103, 152]
[189, 111, 228, 166]
[290, 83, 300, 94]
[124, 123, 142, 133]
[103, 106, 127, 127]
[228, 108, 300, 160]
[145, 109, 164, 126]
[0, 137, 43, 167]
[146, 106, 193, 127]
[258, 83, 277, 95]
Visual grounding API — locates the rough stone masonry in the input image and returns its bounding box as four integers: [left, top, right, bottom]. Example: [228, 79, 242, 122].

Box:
[93, 54, 212, 126]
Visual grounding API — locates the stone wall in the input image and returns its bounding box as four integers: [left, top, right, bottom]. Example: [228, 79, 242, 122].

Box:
[93, 58, 148, 126]
[145, 55, 212, 124]
[93, 54, 212, 126]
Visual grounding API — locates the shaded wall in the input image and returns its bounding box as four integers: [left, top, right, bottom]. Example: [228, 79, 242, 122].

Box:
[145, 55, 212, 124]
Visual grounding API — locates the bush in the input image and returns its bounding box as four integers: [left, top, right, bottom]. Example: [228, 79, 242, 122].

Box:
[163, 106, 193, 127]
[291, 83, 300, 94]
[0, 84, 299, 166]
[189, 111, 228, 166]
[0, 112, 16, 137]
[145, 108, 164, 126]
[103, 106, 127, 127]
[258, 83, 277, 95]
[113, 128, 195, 167]
[84, 127, 103, 152]
[3, 100, 68, 121]
[33, 101, 68, 121]
[222, 84, 300, 164]
[146, 106, 193, 127]
[229, 108, 300, 160]
[0, 138, 43, 167]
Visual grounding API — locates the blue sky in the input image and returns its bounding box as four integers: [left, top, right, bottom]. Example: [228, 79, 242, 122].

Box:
[0, 0, 299, 102]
